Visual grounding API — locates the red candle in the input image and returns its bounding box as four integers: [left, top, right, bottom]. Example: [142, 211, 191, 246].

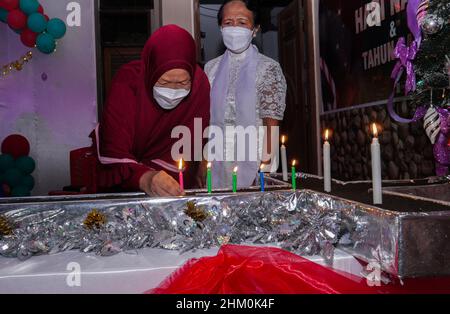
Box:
[178, 159, 184, 192]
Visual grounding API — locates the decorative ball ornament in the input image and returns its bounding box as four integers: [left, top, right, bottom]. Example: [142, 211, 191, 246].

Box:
[11, 186, 31, 197]
[20, 28, 38, 47]
[46, 18, 66, 39]
[36, 32, 56, 54]
[0, 8, 8, 22]
[20, 175, 35, 190]
[1, 134, 30, 159]
[7, 9, 27, 30]
[3, 168, 24, 188]
[84, 210, 107, 230]
[19, 0, 39, 16]
[15, 156, 35, 174]
[1, 0, 19, 11]
[0, 154, 15, 172]
[420, 14, 445, 35]
[416, 0, 429, 26]
[424, 106, 441, 144]
[27, 12, 46, 33]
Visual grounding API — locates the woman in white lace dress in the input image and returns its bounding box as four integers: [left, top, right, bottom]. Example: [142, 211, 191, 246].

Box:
[205, 0, 287, 189]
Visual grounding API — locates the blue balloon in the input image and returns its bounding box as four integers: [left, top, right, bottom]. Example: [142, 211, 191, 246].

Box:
[0, 8, 8, 23]
[46, 18, 66, 39]
[27, 12, 47, 33]
[0, 154, 14, 173]
[20, 0, 40, 15]
[36, 32, 56, 54]
[4, 168, 24, 188]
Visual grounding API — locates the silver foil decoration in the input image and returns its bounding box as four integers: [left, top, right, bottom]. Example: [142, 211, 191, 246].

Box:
[1, 189, 450, 279]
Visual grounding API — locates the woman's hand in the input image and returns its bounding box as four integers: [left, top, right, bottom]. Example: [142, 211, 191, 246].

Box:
[139, 170, 184, 197]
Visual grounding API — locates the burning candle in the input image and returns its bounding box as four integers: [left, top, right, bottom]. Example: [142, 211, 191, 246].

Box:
[232, 167, 238, 193]
[281, 136, 288, 182]
[260, 164, 265, 192]
[324, 129, 332, 193]
[207, 162, 212, 194]
[371, 124, 383, 204]
[178, 159, 184, 193]
[291, 160, 297, 190]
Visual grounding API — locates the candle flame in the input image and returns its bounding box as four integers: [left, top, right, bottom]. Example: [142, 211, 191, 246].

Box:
[178, 158, 183, 170]
[281, 135, 286, 145]
[233, 166, 238, 173]
[325, 129, 330, 141]
[372, 123, 379, 138]
[207, 162, 212, 169]
[292, 160, 296, 167]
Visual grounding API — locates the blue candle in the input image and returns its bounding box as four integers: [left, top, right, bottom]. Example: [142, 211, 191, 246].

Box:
[259, 164, 265, 192]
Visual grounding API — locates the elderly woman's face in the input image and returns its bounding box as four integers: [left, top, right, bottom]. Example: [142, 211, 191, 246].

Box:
[221, 1, 254, 30]
[155, 69, 192, 90]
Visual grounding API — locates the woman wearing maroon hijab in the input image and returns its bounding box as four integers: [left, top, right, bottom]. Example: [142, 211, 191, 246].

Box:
[91, 25, 210, 197]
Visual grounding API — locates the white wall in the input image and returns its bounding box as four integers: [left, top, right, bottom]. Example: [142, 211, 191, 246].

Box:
[161, 0, 196, 36]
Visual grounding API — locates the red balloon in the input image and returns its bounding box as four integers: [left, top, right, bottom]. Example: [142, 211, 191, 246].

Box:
[20, 28, 37, 47]
[1, 134, 30, 159]
[44, 14, 48, 21]
[1, 0, 19, 11]
[6, 9, 26, 30]
[37, 4, 44, 14]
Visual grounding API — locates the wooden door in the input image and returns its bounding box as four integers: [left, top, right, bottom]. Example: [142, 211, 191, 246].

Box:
[278, 0, 319, 174]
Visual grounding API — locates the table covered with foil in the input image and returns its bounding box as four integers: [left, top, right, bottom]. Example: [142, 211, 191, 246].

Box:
[1, 189, 449, 279]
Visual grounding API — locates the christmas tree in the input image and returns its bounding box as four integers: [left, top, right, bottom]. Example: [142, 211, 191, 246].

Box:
[413, 0, 450, 108]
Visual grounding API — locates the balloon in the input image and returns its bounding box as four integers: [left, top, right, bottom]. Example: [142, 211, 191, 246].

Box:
[11, 186, 31, 197]
[19, 0, 39, 15]
[1, 134, 30, 159]
[37, 4, 43, 14]
[1, 0, 19, 11]
[20, 28, 37, 47]
[27, 12, 46, 33]
[3, 168, 24, 188]
[0, 8, 8, 23]
[36, 32, 56, 54]
[46, 18, 66, 39]
[0, 154, 15, 172]
[7, 9, 26, 30]
[20, 175, 35, 190]
[15, 156, 35, 174]
[0, 172, 4, 184]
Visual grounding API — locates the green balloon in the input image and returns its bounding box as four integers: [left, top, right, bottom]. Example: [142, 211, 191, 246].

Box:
[36, 32, 56, 54]
[11, 186, 31, 197]
[20, 175, 35, 190]
[27, 12, 47, 33]
[46, 18, 66, 39]
[15, 156, 36, 174]
[20, 0, 40, 16]
[0, 154, 15, 172]
[0, 172, 5, 184]
[4, 168, 24, 188]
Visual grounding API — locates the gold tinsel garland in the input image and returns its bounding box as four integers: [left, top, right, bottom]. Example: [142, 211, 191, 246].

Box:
[184, 201, 209, 223]
[1, 51, 33, 77]
[0, 215, 14, 237]
[84, 209, 107, 230]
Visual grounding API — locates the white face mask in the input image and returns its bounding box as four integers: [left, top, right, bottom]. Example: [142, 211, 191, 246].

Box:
[221, 26, 254, 54]
[153, 86, 190, 110]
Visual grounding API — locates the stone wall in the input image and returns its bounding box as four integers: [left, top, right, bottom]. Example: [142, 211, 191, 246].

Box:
[321, 103, 435, 181]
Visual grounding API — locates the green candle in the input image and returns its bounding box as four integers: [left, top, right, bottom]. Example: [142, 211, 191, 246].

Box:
[291, 160, 297, 190]
[232, 166, 238, 193]
[207, 163, 212, 194]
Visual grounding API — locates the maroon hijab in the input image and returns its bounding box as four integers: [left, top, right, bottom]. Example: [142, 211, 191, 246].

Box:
[92, 25, 210, 191]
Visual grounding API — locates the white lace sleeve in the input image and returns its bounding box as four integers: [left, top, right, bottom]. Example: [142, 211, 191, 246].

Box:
[258, 62, 287, 121]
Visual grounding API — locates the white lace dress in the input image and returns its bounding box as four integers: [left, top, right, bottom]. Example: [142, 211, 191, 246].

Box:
[205, 49, 287, 187]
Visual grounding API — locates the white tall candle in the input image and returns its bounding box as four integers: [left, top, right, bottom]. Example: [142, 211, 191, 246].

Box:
[323, 130, 331, 193]
[281, 136, 288, 182]
[371, 124, 383, 204]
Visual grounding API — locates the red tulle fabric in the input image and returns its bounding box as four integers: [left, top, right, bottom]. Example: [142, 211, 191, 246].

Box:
[147, 245, 450, 294]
